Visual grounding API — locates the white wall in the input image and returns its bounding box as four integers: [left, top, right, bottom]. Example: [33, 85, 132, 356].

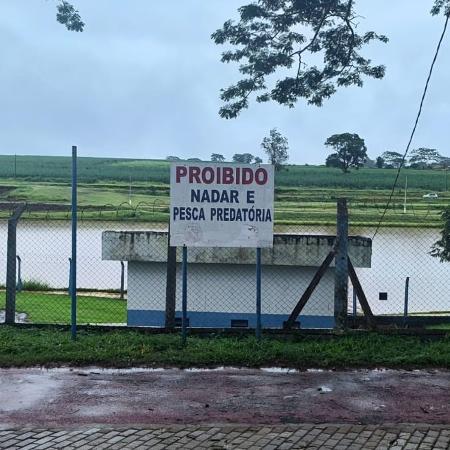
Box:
[128, 261, 334, 316]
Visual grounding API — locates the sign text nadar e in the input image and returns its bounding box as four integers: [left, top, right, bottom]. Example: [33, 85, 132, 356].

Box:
[170, 163, 274, 248]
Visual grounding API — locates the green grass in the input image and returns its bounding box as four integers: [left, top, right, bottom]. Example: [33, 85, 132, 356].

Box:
[428, 324, 450, 330]
[1, 155, 449, 227]
[0, 292, 126, 324]
[1, 154, 449, 190]
[0, 327, 449, 368]
[1, 179, 449, 226]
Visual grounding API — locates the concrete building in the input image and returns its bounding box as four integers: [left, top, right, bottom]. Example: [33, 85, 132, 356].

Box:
[102, 231, 372, 329]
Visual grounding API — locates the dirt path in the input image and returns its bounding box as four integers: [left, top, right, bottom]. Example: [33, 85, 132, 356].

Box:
[0, 368, 449, 428]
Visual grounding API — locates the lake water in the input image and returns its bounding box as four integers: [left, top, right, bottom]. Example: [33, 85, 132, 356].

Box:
[0, 221, 449, 315]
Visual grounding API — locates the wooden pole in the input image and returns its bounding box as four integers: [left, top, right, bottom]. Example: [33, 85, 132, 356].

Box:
[5, 204, 26, 324]
[165, 226, 177, 329]
[284, 250, 336, 329]
[348, 257, 376, 330]
[334, 198, 349, 330]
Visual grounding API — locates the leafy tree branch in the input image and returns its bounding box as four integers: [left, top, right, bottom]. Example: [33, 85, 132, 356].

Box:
[212, 0, 388, 118]
[55, 1, 84, 32]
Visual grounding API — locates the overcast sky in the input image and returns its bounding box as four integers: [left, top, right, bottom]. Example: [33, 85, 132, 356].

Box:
[0, 0, 449, 164]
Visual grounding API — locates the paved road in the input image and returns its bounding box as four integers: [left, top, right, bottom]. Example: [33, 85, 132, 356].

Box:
[0, 424, 449, 449]
[0, 368, 449, 448]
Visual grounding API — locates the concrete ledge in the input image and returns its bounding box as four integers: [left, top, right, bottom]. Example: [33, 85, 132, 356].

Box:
[102, 230, 372, 268]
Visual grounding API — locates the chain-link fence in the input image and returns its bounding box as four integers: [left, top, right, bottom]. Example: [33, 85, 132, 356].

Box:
[1, 195, 449, 330]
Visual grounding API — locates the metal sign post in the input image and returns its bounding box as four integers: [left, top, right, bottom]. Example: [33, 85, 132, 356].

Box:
[256, 247, 262, 341]
[71, 145, 78, 341]
[181, 245, 188, 345]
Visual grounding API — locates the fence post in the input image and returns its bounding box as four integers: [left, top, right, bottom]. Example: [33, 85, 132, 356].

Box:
[16, 255, 23, 292]
[334, 198, 349, 330]
[70, 146, 77, 341]
[120, 261, 125, 300]
[165, 226, 176, 329]
[403, 277, 410, 327]
[68, 258, 72, 295]
[5, 204, 26, 324]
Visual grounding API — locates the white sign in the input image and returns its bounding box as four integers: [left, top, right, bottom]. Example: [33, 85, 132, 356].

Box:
[170, 162, 274, 248]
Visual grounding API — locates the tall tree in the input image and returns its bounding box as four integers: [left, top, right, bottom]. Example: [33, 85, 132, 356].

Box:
[381, 151, 403, 168]
[233, 153, 254, 163]
[324, 133, 367, 173]
[211, 153, 226, 162]
[376, 156, 384, 168]
[409, 148, 442, 168]
[261, 128, 289, 171]
[212, 0, 388, 118]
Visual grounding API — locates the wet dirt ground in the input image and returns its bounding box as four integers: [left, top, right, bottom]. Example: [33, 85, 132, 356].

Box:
[0, 368, 449, 428]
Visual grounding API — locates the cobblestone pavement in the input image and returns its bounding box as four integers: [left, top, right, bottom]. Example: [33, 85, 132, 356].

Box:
[0, 424, 449, 449]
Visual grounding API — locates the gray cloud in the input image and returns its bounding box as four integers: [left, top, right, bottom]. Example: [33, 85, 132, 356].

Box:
[0, 0, 449, 163]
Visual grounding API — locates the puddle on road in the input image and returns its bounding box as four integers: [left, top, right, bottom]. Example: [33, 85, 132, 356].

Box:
[35, 366, 328, 375]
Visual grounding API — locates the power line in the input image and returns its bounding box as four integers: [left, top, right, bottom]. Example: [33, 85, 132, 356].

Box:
[372, 13, 450, 240]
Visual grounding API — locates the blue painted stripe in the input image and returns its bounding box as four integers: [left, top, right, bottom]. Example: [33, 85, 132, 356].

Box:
[127, 310, 335, 329]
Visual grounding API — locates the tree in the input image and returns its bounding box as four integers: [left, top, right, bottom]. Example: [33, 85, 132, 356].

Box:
[261, 128, 289, 171]
[187, 158, 202, 162]
[211, 1, 389, 118]
[376, 156, 384, 168]
[56, 1, 85, 32]
[430, 207, 450, 262]
[324, 133, 367, 173]
[409, 148, 442, 168]
[166, 156, 181, 161]
[432, 1, 450, 16]
[325, 153, 342, 168]
[381, 151, 403, 168]
[440, 157, 450, 169]
[211, 153, 226, 162]
[254, 156, 263, 164]
[233, 153, 254, 164]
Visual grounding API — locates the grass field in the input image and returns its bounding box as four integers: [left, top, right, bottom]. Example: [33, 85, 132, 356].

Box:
[1, 154, 449, 190]
[0, 154, 449, 227]
[0, 291, 126, 324]
[0, 327, 449, 368]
